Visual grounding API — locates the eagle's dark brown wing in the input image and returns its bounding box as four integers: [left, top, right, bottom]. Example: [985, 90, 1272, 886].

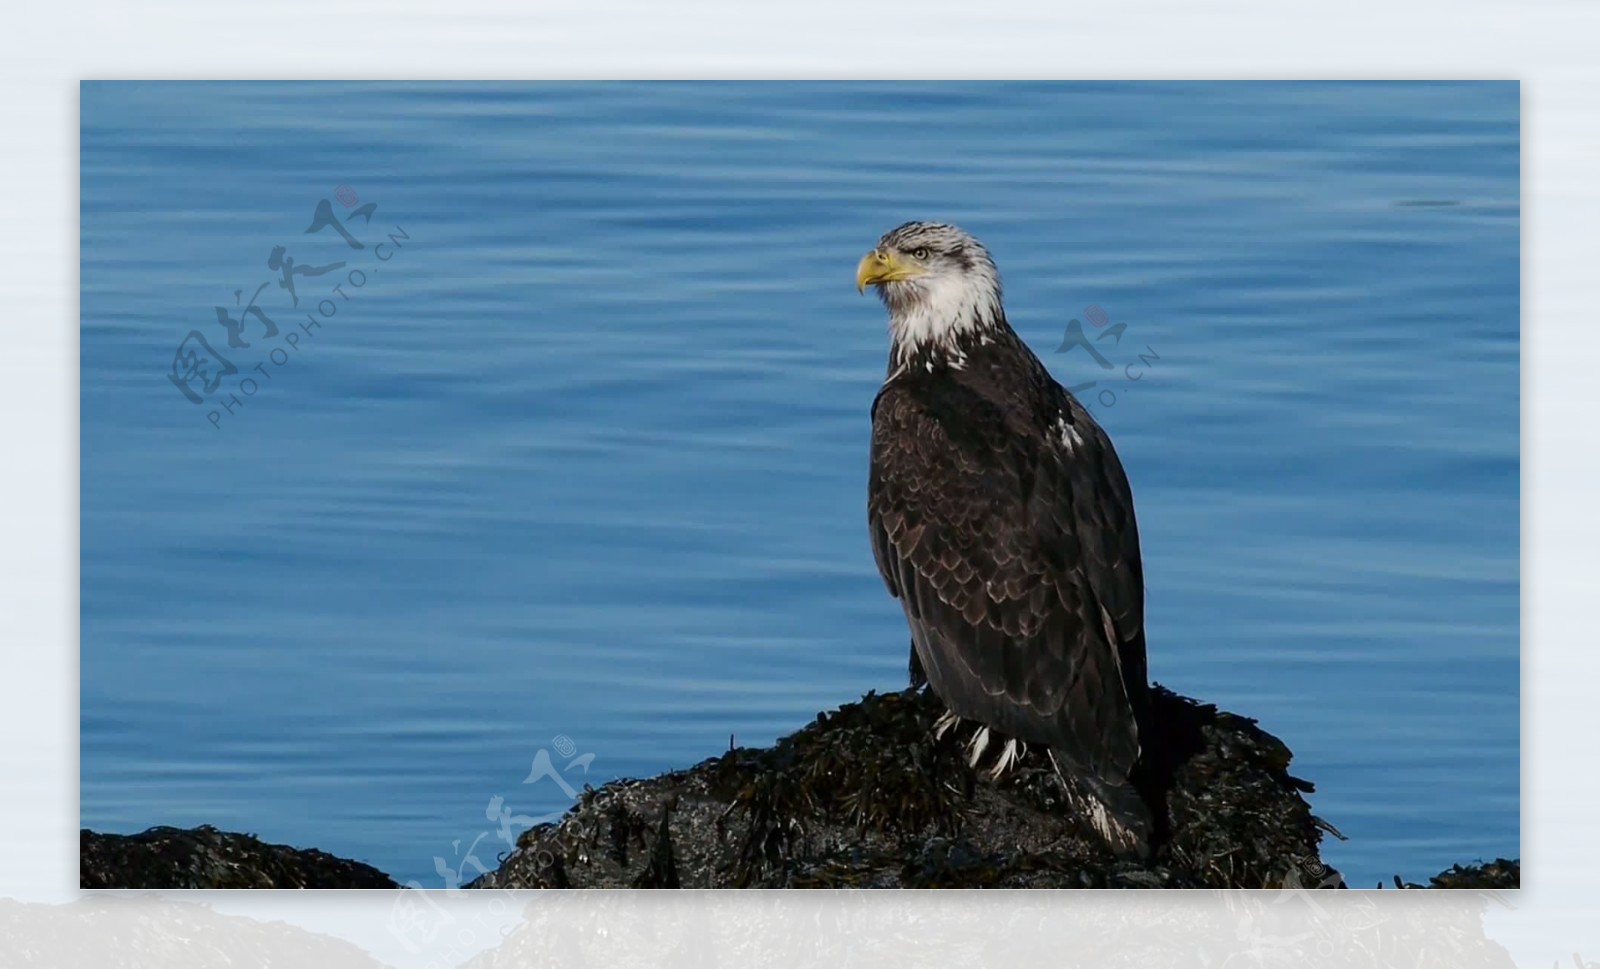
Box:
[868, 372, 1149, 790]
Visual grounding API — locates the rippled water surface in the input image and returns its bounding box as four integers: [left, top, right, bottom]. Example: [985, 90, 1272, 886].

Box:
[80, 81, 1519, 887]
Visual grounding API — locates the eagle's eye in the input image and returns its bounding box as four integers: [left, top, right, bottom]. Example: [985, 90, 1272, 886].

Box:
[911, 247, 930, 260]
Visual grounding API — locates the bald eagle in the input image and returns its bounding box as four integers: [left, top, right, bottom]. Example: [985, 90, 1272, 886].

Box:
[857, 221, 1156, 854]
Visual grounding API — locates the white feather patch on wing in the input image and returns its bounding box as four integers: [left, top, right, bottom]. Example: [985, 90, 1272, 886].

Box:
[1056, 415, 1082, 452]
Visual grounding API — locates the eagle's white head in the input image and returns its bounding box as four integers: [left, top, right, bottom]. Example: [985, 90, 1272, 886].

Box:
[856, 221, 1004, 363]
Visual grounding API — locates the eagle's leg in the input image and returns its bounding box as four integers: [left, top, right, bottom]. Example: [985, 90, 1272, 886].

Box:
[964, 725, 1029, 779]
[930, 708, 1151, 855]
[988, 736, 1027, 779]
[930, 709, 1030, 781]
[921, 648, 1030, 779]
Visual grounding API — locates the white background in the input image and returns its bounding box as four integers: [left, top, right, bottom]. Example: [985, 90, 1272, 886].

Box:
[1, 1, 1590, 965]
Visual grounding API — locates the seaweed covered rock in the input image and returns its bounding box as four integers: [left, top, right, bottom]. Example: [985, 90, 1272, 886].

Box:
[79, 825, 398, 889]
[473, 685, 1341, 889]
[1390, 858, 1521, 890]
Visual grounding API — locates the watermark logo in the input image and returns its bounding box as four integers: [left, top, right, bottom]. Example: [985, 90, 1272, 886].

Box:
[385, 734, 597, 959]
[1053, 304, 1160, 412]
[165, 188, 410, 430]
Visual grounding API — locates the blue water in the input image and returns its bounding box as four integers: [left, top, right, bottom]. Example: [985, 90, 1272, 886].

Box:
[80, 81, 1519, 889]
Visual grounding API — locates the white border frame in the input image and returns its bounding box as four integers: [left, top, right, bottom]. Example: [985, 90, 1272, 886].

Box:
[5, 1, 1590, 965]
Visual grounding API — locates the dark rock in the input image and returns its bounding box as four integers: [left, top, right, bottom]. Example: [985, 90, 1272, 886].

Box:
[1388, 857, 1521, 890]
[79, 824, 398, 889]
[472, 685, 1346, 889]
[76, 688, 1520, 895]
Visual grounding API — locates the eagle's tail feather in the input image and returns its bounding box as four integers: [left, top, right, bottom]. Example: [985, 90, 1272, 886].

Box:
[1048, 749, 1152, 858]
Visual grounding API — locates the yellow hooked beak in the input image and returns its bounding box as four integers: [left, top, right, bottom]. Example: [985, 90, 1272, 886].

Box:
[856, 248, 924, 293]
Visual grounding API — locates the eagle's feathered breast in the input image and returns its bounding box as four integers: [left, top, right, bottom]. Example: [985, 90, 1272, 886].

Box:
[867, 329, 1149, 787]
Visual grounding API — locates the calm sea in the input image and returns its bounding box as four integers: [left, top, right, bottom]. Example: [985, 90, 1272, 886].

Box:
[80, 81, 1519, 888]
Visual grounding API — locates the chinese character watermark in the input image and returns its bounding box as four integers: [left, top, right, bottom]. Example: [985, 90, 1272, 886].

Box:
[164, 186, 410, 430]
[385, 734, 597, 960]
[1053, 304, 1160, 413]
